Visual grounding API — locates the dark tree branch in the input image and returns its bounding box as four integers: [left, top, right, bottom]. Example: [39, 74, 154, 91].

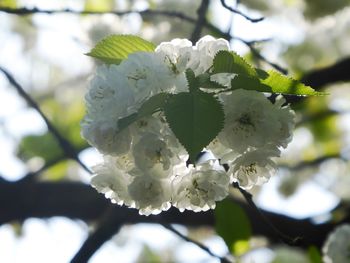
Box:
[302, 57, 350, 88]
[0, 179, 343, 249]
[190, 0, 210, 43]
[232, 183, 302, 246]
[284, 57, 350, 104]
[241, 40, 288, 74]
[0, 67, 91, 174]
[219, 0, 264, 22]
[71, 207, 128, 263]
[160, 223, 232, 263]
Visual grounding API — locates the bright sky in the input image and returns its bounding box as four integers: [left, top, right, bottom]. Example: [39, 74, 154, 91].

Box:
[0, 0, 341, 262]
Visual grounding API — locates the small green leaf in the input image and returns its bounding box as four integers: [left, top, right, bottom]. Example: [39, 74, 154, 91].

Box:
[308, 246, 322, 263]
[231, 74, 272, 92]
[197, 73, 227, 90]
[84, 0, 113, 11]
[0, 0, 17, 8]
[118, 93, 169, 131]
[213, 50, 257, 77]
[138, 93, 169, 117]
[86, 35, 156, 64]
[215, 199, 251, 256]
[260, 70, 326, 96]
[185, 68, 200, 92]
[164, 91, 224, 162]
[17, 133, 63, 163]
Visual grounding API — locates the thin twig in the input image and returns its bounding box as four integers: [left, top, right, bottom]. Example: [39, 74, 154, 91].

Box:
[190, 0, 210, 43]
[0, 7, 287, 73]
[241, 40, 288, 74]
[219, 0, 264, 22]
[232, 182, 302, 246]
[161, 223, 233, 263]
[0, 67, 91, 174]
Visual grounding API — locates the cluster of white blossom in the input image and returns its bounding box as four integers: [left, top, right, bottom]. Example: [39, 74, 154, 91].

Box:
[322, 224, 350, 263]
[210, 89, 295, 189]
[81, 36, 295, 215]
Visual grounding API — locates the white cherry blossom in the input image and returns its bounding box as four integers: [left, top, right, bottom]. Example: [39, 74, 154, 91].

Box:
[172, 161, 230, 212]
[229, 148, 280, 189]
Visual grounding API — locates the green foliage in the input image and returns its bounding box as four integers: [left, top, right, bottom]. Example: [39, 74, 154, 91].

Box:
[212, 50, 324, 96]
[230, 74, 272, 92]
[0, 0, 17, 8]
[86, 35, 156, 64]
[118, 93, 169, 131]
[213, 50, 257, 76]
[259, 70, 327, 96]
[136, 245, 164, 263]
[197, 73, 226, 90]
[17, 98, 88, 163]
[214, 199, 252, 256]
[17, 133, 63, 163]
[164, 91, 224, 163]
[84, 0, 114, 11]
[185, 68, 200, 92]
[308, 246, 322, 263]
[42, 160, 70, 181]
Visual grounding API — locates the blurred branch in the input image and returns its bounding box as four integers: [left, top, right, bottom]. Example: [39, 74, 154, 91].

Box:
[280, 154, 342, 172]
[240, 39, 288, 74]
[71, 207, 128, 263]
[0, 67, 91, 174]
[302, 57, 350, 88]
[232, 182, 302, 246]
[219, 0, 264, 22]
[0, 178, 344, 249]
[284, 57, 350, 103]
[0, 7, 287, 73]
[190, 0, 210, 43]
[160, 223, 232, 263]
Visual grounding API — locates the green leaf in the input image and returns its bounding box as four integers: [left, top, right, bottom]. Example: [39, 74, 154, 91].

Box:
[308, 246, 322, 263]
[86, 35, 156, 64]
[117, 93, 169, 131]
[164, 91, 224, 163]
[260, 70, 326, 96]
[0, 0, 17, 8]
[197, 73, 227, 90]
[213, 50, 257, 77]
[138, 93, 169, 118]
[231, 74, 272, 92]
[215, 199, 252, 256]
[17, 133, 63, 163]
[84, 0, 113, 11]
[185, 68, 200, 92]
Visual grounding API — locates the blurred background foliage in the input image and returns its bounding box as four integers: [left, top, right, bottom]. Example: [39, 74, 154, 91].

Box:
[1, 0, 350, 262]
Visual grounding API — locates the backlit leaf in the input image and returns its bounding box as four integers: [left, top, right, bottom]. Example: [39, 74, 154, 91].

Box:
[260, 70, 326, 96]
[215, 199, 251, 256]
[86, 35, 156, 64]
[164, 91, 224, 163]
[213, 50, 257, 77]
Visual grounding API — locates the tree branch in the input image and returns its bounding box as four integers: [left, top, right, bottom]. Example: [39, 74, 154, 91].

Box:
[0, 7, 288, 73]
[232, 183, 302, 246]
[219, 0, 264, 22]
[0, 179, 342, 249]
[190, 0, 210, 43]
[71, 207, 128, 263]
[0, 67, 91, 174]
[302, 57, 350, 88]
[160, 223, 232, 263]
